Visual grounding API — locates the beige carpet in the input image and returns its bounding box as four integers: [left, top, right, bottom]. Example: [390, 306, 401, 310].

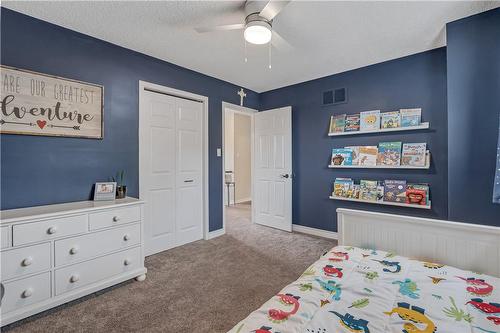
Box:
[4, 204, 336, 333]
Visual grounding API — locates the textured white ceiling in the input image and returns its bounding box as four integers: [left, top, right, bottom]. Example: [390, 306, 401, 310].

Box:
[3, 1, 499, 92]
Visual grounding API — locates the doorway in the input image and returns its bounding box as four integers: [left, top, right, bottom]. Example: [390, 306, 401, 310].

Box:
[222, 102, 257, 232]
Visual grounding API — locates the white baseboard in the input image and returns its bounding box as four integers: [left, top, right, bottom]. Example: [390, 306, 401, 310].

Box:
[292, 224, 338, 240]
[235, 197, 251, 204]
[207, 228, 225, 240]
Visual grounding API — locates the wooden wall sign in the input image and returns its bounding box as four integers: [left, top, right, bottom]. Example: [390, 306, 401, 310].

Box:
[0, 65, 103, 139]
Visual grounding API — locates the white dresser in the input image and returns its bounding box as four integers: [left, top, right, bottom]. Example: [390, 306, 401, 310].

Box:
[0, 197, 146, 326]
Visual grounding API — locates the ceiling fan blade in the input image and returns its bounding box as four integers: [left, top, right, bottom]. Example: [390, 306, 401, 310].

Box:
[195, 23, 245, 33]
[259, 0, 291, 21]
[272, 30, 293, 52]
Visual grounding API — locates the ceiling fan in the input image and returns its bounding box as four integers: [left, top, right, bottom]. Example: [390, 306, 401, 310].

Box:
[195, 0, 291, 47]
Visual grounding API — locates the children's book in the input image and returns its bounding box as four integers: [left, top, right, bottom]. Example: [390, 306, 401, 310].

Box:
[329, 114, 346, 133]
[377, 184, 385, 202]
[406, 184, 429, 205]
[401, 143, 427, 167]
[360, 180, 378, 201]
[358, 146, 378, 166]
[378, 142, 402, 166]
[384, 180, 407, 203]
[400, 108, 422, 127]
[345, 114, 360, 132]
[345, 146, 360, 165]
[360, 110, 381, 131]
[331, 148, 353, 166]
[381, 111, 400, 129]
[333, 178, 354, 197]
[351, 184, 360, 199]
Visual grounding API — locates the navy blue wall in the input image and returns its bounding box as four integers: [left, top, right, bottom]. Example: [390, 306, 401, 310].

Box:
[0, 8, 259, 232]
[260, 49, 448, 232]
[446, 8, 500, 226]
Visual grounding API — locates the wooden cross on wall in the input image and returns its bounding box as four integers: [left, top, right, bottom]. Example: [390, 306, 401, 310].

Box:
[237, 88, 247, 106]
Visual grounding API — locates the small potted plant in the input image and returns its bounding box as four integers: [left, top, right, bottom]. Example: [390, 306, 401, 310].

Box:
[112, 170, 127, 199]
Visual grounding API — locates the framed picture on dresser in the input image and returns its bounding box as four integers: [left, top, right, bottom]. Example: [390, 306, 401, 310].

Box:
[94, 182, 117, 201]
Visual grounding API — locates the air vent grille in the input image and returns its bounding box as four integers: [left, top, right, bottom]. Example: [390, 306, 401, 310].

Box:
[323, 88, 347, 106]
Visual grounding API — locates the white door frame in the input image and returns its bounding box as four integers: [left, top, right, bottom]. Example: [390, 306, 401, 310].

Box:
[222, 102, 258, 233]
[139, 80, 210, 243]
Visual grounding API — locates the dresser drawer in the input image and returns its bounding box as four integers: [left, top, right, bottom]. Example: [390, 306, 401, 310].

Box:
[88, 206, 140, 230]
[1, 225, 11, 249]
[1, 272, 51, 314]
[12, 215, 88, 246]
[1, 243, 51, 281]
[55, 246, 141, 296]
[55, 223, 141, 266]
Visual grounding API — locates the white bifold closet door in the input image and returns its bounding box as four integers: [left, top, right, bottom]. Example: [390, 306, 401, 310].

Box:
[141, 90, 203, 256]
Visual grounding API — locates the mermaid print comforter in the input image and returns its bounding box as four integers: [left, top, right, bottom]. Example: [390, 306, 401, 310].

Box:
[228, 246, 500, 333]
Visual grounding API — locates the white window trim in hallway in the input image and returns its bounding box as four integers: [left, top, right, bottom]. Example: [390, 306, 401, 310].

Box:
[221, 102, 258, 237]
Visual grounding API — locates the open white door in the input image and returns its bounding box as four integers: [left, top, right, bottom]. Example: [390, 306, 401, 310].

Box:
[253, 106, 292, 232]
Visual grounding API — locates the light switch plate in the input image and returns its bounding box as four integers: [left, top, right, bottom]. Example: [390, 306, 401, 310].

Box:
[217, 148, 222, 157]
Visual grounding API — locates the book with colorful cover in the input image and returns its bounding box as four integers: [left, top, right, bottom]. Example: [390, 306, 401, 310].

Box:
[383, 180, 407, 203]
[406, 184, 429, 205]
[377, 184, 385, 202]
[333, 178, 354, 197]
[401, 143, 427, 167]
[358, 146, 378, 166]
[329, 114, 346, 133]
[360, 180, 378, 201]
[378, 142, 402, 166]
[381, 111, 400, 129]
[351, 184, 360, 199]
[345, 114, 360, 132]
[360, 110, 381, 131]
[345, 146, 360, 165]
[331, 148, 353, 166]
[400, 108, 422, 127]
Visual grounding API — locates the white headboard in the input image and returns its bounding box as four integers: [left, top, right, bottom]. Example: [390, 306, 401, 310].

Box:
[337, 208, 500, 277]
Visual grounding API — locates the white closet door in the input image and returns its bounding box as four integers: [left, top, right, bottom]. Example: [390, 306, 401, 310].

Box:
[253, 106, 293, 232]
[175, 97, 203, 247]
[140, 91, 203, 256]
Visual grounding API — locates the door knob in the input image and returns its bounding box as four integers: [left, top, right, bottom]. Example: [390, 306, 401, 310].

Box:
[280, 174, 290, 179]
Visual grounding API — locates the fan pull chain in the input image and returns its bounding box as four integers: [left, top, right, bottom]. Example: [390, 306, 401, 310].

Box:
[244, 40, 248, 63]
[268, 42, 272, 69]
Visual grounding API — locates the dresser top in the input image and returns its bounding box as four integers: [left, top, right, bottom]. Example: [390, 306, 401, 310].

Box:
[1, 197, 143, 224]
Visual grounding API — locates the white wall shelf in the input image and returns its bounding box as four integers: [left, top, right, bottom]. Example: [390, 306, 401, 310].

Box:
[329, 195, 431, 209]
[328, 122, 430, 136]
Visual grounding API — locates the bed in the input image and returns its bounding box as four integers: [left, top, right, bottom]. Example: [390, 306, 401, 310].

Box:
[228, 209, 500, 333]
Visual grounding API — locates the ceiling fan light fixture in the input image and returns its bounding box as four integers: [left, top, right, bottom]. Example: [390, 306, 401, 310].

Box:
[244, 20, 272, 45]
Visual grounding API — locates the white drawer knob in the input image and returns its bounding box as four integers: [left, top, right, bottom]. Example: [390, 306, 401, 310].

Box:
[70, 275, 80, 283]
[123, 234, 131, 241]
[22, 288, 33, 298]
[112, 216, 120, 222]
[69, 247, 79, 255]
[21, 257, 33, 267]
[124, 259, 132, 266]
[47, 226, 57, 235]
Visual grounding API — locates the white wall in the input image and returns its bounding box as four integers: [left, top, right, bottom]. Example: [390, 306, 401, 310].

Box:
[234, 113, 251, 202]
